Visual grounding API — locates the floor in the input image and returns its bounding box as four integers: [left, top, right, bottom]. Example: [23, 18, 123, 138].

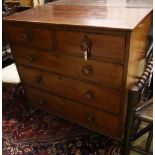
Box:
[130, 124, 153, 155]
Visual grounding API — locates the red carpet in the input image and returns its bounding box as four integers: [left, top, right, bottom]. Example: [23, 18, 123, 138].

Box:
[2, 84, 120, 155]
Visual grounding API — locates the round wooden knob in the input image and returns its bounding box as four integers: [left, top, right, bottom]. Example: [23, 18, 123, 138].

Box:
[21, 30, 31, 41]
[85, 91, 94, 100]
[82, 65, 93, 76]
[34, 75, 42, 84]
[87, 114, 95, 122]
[21, 34, 28, 41]
[39, 99, 46, 105]
[28, 55, 35, 63]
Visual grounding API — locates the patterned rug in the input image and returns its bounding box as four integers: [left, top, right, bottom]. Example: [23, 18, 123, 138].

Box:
[2, 84, 120, 155]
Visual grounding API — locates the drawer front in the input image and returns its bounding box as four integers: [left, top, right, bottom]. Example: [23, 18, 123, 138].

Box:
[56, 30, 125, 63]
[18, 65, 122, 114]
[25, 86, 122, 138]
[5, 25, 53, 50]
[13, 47, 123, 88]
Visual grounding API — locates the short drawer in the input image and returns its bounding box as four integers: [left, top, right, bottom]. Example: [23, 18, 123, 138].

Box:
[25, 86, 122, 138]
[5, 25, 53, 50]
[13, 47, 123, 88]
[18, 65, 122, 114]
[56, 30, 125, 63]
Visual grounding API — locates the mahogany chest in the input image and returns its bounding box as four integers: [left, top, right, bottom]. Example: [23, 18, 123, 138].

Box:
[3, 0, 152, 140]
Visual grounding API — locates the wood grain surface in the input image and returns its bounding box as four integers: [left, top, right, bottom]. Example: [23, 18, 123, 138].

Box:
[3, 0, 152, 30]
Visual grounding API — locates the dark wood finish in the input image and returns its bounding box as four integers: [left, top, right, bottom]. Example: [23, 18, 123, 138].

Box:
[18, 65, 122, 114]
[136, 104, 153, 123]
[123, 52, 153, 155]
[24, 86, 121, 138]
[12, 46, 123, 88]
[3, 0, 152, 141]
[145, 127, 153, 152]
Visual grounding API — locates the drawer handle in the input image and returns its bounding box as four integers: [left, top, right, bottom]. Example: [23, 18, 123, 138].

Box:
[34, 75, 42, 84]
[81, 37, 91, 61]
[21, 34, 29, 41]
[28, 55, 35, 63]
[39, 99, 46, 105]
[85, 91, 94, 100]
[21, 29, 31, 41]
[87, 114, 95, 122]
[82, 65, 93, 76]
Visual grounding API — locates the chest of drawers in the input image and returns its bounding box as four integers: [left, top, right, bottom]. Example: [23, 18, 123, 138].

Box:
[3, 0, 152, 140]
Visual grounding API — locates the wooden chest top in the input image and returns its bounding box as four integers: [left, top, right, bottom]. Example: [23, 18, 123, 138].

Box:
[3, 0, 152, 30]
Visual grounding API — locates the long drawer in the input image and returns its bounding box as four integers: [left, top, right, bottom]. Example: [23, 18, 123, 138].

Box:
[13, 46, 123, 88]
[56, 30, 125, 63]
[18, 65, 122, 114]
[5, 25, 54, 50]
[25, 86, 122, 138]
